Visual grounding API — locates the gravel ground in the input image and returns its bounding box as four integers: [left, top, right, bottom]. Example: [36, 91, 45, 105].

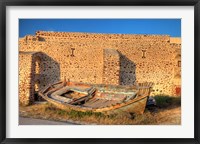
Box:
[19, 117, 76, 125]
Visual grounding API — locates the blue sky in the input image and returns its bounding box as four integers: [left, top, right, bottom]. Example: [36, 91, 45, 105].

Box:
[19, 19, 181, 38]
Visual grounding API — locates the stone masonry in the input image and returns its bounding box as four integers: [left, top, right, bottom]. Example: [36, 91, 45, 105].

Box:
[103, 49, 120, 85]
[19, 31, 181, 105]
[19, 52, 41, 105]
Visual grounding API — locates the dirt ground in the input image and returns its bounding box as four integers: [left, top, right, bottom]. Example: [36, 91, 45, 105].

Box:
[19, 102, 181, 125]
[149, 107, 181, 125]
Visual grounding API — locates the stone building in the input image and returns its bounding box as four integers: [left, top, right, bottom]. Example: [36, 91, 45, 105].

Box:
[19, 31, 181, 106]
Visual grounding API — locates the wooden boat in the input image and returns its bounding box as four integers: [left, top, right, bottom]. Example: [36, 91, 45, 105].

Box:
[38, 80, 153, 115]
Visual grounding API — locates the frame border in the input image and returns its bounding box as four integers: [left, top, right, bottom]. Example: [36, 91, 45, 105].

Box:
[0, 0, 199, 144]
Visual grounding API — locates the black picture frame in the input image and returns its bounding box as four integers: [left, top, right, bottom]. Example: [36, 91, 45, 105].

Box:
[0, 0, 199, 143]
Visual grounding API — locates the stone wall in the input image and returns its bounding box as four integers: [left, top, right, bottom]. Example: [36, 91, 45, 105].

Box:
[19, 52, 37, 105]
[19, 32, 104, 86]
[19, 52, 33, 105]
[103, 49, 120, 85]
[19, 31, 181, 105]
[19, 51, 60, 105]
[117, 37, 181, 95]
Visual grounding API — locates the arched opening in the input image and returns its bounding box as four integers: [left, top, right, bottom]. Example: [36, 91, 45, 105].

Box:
[35, 56, 41, 74]
[34, 56, 41, 101]
[34, 80, 40, 101]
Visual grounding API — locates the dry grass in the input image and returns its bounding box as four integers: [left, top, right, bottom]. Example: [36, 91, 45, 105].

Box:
[20, 96, 181, 125]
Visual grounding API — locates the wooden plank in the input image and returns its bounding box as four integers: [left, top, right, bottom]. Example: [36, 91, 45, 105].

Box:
[97, 100, 121, 108]
[83, 98, 98, 107]
[97, 100, 109, 108]
[69, 95, 90, 105]
[86, 99, 101, 108]
[90, 99, 108, 108]
[105, 100, 117, 107]
[50, 95, 72, 103]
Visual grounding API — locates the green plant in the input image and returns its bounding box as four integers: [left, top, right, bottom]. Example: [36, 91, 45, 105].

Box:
[154, 95, 181, 108]
[66, 110, 105, 119]
[57, 110, 67, 116]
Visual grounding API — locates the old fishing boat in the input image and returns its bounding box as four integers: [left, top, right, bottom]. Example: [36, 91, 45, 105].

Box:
[39, 80, 153, 115]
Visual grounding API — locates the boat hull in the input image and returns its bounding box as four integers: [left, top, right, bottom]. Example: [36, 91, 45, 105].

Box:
[39, 92, 148, 115]
[39, 81, 152, 115]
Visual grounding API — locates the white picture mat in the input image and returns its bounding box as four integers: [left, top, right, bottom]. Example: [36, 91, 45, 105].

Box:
[6, 6, 194, 138]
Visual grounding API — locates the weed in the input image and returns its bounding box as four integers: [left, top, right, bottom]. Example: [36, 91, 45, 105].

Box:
[154, 95, 181, 108]
[67, 110, 105, 119]
[19, 100, 181, 125]
[57, 110, 67, 116]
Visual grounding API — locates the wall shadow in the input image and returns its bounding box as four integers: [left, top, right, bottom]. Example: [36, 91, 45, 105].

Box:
[37, 52, 60, 90]
[118, 51, 136, 86]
